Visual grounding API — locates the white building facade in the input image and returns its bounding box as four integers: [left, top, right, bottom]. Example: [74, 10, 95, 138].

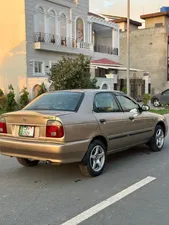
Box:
[0, 0, 120, 99]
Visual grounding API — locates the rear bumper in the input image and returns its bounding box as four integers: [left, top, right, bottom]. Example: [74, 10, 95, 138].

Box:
[0, 136, 89, 163]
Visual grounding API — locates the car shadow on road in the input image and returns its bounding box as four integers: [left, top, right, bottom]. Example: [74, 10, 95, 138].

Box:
[4, 144, 154, 184]
[107, 144, 152, 162]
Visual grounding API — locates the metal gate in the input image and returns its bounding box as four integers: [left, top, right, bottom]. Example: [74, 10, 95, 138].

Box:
[117, 79, 145, 102]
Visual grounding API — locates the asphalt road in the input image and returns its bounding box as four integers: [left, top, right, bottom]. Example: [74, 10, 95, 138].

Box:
[1, 116, 169, 225]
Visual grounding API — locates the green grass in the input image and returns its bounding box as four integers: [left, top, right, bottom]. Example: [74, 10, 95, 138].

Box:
[0, 109, 7, 115]
[150, 109, 169, 115]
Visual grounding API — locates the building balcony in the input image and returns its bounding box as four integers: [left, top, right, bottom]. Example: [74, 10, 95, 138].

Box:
[34, 32, 93, 56]
[94, 45, 118, 55]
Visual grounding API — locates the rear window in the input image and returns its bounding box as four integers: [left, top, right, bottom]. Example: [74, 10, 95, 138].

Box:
[25, 92, 83, 111]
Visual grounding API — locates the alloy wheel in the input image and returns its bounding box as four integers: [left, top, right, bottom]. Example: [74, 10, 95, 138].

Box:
[90, 145, 105, 172]
[155, 128, 164, 149]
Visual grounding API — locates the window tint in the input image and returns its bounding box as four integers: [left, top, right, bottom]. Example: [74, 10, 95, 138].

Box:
[116, 95, 139, 112]
[25, 92, 83, 111]
[94, 93, 120, 113]
[162, 90, 169, 96]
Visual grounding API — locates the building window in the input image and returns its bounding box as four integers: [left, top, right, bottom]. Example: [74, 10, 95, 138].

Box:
[155, 23, 163, 27]
[76, 18, 84, 41]
[49, 10, 56, 35]
[34, 6, 45, 42]
[34, 61, 45, 76]
[37, 7, 45, 33]
[60, 13, 67, 42]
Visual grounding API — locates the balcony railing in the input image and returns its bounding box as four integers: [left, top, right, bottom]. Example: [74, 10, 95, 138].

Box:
[94, 45, 118, 55]
[34, 32, 92, 50]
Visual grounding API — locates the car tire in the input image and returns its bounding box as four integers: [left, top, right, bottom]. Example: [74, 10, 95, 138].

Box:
[153, 98, 160, 107]
[148, 125, 165, 152]
[17, 158, 39, 167]
[79, 140, 106, 177]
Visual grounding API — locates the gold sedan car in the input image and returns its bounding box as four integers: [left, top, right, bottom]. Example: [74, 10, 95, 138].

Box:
[0, 90, 168, 177]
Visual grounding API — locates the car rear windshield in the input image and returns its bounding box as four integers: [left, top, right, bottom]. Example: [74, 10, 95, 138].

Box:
[25, 92, 83, 111]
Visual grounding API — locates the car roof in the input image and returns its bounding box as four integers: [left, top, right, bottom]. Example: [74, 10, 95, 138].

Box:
[50, 89, 124, 95]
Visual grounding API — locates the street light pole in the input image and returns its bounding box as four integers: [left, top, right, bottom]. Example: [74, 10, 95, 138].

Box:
[127, 0, 130, 95]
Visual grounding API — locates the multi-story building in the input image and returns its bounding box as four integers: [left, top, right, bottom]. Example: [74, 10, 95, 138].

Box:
[114, 10, 169, 97]
[0, 0, 120, 99]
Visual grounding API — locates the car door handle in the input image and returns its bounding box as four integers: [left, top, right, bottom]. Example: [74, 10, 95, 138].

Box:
[100, 119, 106, 124]
[129, 116, 134, 121]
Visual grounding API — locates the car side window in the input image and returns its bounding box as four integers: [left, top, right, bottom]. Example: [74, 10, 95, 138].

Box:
[94, 93, 120, 113]
[116, 95, 139, 112]
[162, 90, 169, 96]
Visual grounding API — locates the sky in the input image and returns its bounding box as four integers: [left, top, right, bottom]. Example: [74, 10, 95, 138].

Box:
[90, 0, 169, 22]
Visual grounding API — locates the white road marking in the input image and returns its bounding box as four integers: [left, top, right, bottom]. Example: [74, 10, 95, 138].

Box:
[61, 176, 156, 225]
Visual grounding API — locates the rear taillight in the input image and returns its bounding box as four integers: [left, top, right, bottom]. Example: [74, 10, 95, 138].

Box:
[46, 120, 64, 138]
[0, 118, 7, 134]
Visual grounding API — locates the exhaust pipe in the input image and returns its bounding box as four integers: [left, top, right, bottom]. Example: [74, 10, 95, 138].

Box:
[46, 161, 60, 166]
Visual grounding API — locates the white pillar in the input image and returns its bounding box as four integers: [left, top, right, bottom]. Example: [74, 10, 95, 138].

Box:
[90, 67, 96, 78]
[56, 16, 60, 36]
[67, 20, 72, 47]
[143, 76, 149, 94]
[113, 29, 118, 49]
[69, 20, 72, 39]
[112, 28, 114, 48]
[90, 23, 92, 43]
[117, 28, 120, 56]
[56, 15, 61, 46]
[88, 22, 90, 43]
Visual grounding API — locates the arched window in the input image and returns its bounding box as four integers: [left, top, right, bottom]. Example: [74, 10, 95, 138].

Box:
[76, 18, 84, 41]
[49, 10, 56, 35]
[60, 13, 67, 38]
[102, 83, 108, 90]
[37, 7, 45, 33]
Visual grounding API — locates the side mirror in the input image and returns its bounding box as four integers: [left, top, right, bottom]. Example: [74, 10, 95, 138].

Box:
[141, 104, 150, 111]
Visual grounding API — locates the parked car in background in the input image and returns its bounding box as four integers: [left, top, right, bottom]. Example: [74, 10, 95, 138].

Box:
[0, 90, 168, 177]
[151, 89, 169, 107]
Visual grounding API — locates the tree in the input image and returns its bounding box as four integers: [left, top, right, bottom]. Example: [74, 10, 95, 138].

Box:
[0, 89, 6, 110]
[20, 87, 29, 109]
[37, 82, 47, 97]
[6, 85, 18, 112]
[48, 54, 98, 90]
[0, 89, 4, 97]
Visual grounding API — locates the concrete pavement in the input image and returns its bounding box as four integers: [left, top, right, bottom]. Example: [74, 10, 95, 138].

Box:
[0, 116, 169, 225]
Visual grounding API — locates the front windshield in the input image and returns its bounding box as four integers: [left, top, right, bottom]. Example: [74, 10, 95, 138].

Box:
[24, 92, 83, 111]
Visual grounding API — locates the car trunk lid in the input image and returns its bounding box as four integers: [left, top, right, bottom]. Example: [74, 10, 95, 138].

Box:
[1, 110, 74, 140]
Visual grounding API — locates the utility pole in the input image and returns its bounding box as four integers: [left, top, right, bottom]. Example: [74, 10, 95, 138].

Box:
[127, 0, 130, 95]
